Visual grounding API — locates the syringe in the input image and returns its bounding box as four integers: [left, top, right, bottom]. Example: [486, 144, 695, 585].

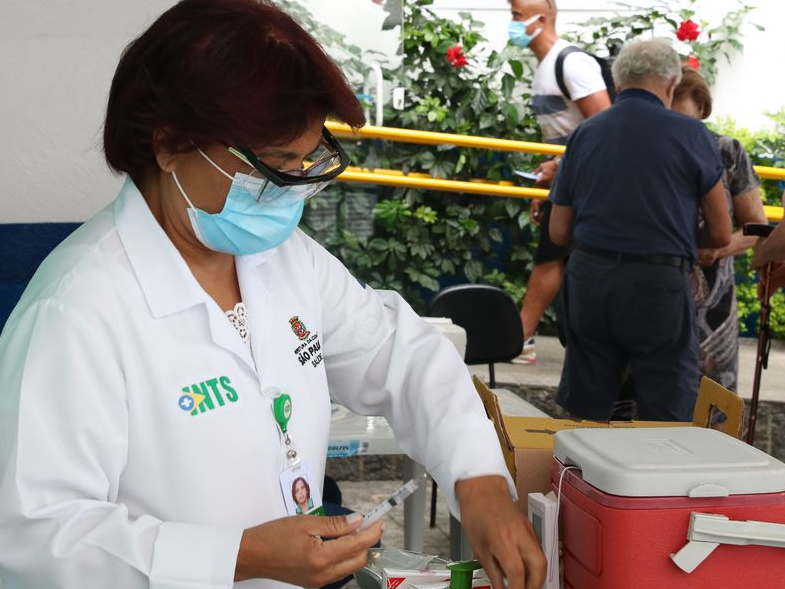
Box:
[358, 473, 428, 530]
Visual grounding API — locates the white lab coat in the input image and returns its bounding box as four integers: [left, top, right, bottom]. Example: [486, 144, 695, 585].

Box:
[0, 178, 513, 589]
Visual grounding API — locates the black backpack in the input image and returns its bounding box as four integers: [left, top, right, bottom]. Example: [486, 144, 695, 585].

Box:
[555, 45, 616, 103]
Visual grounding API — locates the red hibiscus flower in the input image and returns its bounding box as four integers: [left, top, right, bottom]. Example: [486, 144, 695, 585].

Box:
[446, 45, 468, 68]
[676, 19, 700, 42]
[684, 56, 700, 71]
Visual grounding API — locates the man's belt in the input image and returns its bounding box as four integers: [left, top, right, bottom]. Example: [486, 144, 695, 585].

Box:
[574, 242, 693, 271]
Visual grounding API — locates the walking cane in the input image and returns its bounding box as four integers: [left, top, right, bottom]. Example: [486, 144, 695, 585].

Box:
[742, 223, 775, 445]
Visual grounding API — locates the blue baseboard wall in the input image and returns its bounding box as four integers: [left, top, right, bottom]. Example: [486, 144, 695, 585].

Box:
[0, 223, 81, 332]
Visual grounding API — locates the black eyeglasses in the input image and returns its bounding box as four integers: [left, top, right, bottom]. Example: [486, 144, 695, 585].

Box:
[225, 127, 349, 206]
[229, 127, 349, 186]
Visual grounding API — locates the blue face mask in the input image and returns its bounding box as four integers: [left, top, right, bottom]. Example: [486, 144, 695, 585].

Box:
[508, 14, 543, 48]
[172, 151, 307, 256]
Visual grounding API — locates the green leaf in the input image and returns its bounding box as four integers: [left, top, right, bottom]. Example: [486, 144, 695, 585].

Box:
[471, 90, 489, 112]
[504, 199, 522, 218]
[479, 113, 497, 130]
[418, 151, 437, 169]
[368, 238, 389, 252]
[464, 260, 484, 282]
[501, 74, 516, 100]
[455, 153, 468, 174]
[509, 59, 523, 78]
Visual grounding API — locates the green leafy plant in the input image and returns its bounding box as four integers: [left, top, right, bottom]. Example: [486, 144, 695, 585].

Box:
[733, 251, 785, 339]
[303, 0, 546, 314]
[288, 0, 767, 336]
[276, 0, 374, 87]
[566, 0, 761, 85]
[711, 110, 785, 207]
[710, 111, 785, 339]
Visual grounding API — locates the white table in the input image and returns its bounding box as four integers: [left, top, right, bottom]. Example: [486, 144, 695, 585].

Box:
[328, 317, 468, 551]
[328, 318, 548, 554]
[328, 406, 426, 550]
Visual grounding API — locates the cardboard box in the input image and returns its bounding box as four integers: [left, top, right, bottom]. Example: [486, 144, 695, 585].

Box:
[472, 376, 691, 504]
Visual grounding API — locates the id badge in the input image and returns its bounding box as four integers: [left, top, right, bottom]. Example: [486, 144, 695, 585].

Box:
[280, 460, 325, 516]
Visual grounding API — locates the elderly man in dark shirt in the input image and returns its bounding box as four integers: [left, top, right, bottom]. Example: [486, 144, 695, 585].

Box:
[548, 38, 732, 421]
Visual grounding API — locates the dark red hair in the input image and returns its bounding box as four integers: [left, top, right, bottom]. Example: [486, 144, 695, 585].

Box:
[103, 0, 364, 183]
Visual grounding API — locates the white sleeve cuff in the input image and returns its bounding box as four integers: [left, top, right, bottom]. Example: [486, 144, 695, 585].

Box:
[425, 412, 517, 521]
[150, 522, 243, 589]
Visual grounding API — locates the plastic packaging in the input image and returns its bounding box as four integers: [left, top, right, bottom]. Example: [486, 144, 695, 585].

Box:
[354, 548, 449, 589]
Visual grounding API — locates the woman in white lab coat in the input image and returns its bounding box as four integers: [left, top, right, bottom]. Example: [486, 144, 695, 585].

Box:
[0, 1, 545, 588]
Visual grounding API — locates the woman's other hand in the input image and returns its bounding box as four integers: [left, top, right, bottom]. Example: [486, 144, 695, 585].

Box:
[696, 248, 720, 267]
[456, 476, 546, 589]
[235, 513, 384, 585]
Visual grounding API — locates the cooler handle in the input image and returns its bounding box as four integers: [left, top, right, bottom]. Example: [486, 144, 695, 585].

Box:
[671, 512, 785, 573]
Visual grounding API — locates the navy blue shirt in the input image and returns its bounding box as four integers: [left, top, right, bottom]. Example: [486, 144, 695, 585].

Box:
[550, 89, 723, 260]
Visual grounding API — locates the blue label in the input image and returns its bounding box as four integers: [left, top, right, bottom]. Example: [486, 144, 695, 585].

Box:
[327, 440, 368, 458]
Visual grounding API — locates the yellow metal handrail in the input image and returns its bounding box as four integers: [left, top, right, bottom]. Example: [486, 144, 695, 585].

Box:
[328, 122, 785, 221]
[327, 122, 564, 156]
[764, 205, 784, 222]
[341, 166, 550, 200]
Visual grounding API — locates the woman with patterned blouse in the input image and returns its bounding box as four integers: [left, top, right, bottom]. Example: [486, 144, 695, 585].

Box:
[672, 66, 768, 391]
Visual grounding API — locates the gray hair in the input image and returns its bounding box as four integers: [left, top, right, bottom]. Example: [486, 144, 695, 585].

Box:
[611, 38, 683, 88]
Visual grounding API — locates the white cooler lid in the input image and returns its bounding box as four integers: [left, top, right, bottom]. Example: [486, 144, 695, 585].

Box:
[553, 427, 785, 498]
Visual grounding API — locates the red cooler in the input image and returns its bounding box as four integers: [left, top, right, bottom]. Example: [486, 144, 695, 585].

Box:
[552, 427, 785, 589]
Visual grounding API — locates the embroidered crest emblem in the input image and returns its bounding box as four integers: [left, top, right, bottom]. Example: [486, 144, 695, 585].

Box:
[289, 316, 311, 341]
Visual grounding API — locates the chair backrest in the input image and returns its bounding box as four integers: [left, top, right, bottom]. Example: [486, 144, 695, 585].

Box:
[692, 376, 745, 439]
[428, 284, 523, 365]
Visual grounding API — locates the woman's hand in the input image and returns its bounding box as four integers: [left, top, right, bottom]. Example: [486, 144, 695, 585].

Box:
[235, 513, 384, 586]
[696, 248, 720, 267]
[456, 476, 546, 589]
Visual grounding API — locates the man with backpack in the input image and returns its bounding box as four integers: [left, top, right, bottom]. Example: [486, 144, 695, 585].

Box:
[508, 0, 612, 363]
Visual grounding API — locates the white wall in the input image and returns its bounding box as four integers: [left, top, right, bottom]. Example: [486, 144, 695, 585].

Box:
[2, 1, 179, 223]
[1, 0, 783, 223]
[310, 0, 785, 131]
[428, 0, 785, 131]
[707, 1, 785, 131]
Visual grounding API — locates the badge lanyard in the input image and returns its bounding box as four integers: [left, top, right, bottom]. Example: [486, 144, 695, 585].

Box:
[268, 389, 325, 516]
[272, 393, 299, 465]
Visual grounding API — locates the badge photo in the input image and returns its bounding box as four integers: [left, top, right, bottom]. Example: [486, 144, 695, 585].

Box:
[280, 461, 324, 516]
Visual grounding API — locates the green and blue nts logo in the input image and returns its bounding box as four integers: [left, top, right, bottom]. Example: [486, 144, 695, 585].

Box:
[178, 375, 238, 416]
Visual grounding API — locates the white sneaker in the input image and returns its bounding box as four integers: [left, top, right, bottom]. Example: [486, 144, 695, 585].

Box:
[511, 337, 537, 365]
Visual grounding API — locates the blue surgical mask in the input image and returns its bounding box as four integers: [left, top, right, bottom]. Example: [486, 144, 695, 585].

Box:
[508, 14, 543, 48]
[172, 150, 306, 256]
